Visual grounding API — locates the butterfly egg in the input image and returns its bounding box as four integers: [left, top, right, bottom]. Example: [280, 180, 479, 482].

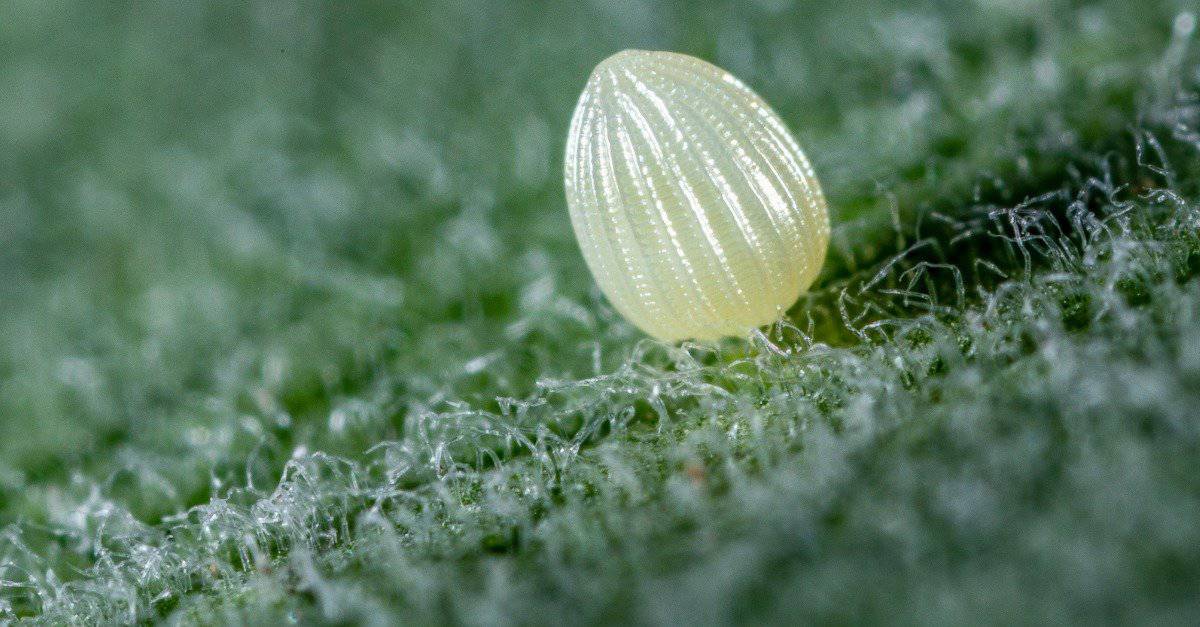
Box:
[564, 50, 830, 342]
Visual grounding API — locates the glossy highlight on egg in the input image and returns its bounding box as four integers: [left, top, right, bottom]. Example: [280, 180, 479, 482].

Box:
[564, 50, 830, 341]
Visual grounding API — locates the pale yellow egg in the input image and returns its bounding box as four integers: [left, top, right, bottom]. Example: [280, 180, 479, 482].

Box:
[564, 50, 829, 341]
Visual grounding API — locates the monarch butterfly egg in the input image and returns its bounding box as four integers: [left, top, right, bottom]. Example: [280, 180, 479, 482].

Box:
[564, 50, 829, 342]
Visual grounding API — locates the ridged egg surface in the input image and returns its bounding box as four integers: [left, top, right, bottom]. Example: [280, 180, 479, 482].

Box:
[564, 50, 829, 341]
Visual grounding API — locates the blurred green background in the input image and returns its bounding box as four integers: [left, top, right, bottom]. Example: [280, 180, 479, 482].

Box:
[2, 0, 1199, 623]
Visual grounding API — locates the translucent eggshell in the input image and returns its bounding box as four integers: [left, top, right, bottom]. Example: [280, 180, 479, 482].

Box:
[564, 50, 830, 341]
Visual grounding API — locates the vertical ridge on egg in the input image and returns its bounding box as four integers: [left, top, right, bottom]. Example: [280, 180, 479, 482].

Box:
[564, 49, 829, 341]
